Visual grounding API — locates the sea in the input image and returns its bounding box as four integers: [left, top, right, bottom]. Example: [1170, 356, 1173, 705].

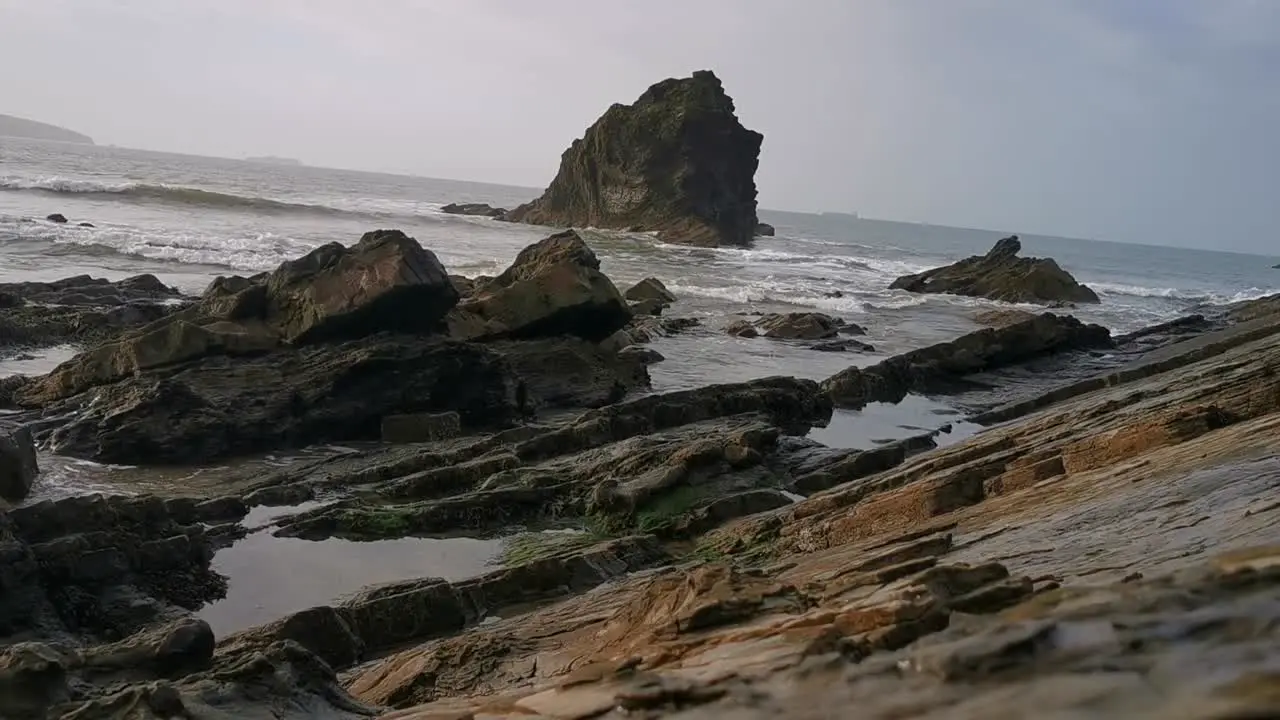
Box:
[6, 137, 1280, 632]
[3, 136, 1279, 490]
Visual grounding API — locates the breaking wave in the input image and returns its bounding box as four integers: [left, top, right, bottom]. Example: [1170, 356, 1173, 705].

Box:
[0, 175, 442, 220]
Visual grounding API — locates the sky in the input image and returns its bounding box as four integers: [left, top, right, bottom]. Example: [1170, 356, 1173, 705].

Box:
[1, 0, 1277, 253]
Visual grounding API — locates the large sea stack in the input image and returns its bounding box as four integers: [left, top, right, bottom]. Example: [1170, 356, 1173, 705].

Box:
[890, 235, 1100, 305]
[505, 70, 763, 247]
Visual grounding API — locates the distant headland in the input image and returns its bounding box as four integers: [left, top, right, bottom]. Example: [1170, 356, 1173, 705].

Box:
[0, 113, 94, 144]
[244, 156, 303, 167]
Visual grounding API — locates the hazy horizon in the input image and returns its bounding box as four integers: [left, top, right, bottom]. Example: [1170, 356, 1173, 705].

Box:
[2, 0, 1277, 255]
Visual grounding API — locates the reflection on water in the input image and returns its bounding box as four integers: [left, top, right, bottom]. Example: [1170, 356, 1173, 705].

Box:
[809, 395, 984, 451]
[198, 529, 503, 636]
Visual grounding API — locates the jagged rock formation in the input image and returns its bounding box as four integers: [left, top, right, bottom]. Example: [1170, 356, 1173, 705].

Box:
[0, 113, 93, 144]
[891, 235, 1100, 305]
[754, 221, 775, 237]
[6, 230, 647, 464]
[505, 71, 763, 247]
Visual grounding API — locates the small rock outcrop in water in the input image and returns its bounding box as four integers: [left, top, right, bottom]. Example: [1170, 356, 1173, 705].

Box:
[891, 235, 1100, 305]
[755, 222, 776, 237]
[440, 202, 507, 218]
[45, 213, 68, 224]
[505, 70, 763, 247]
[727, 312, 865, 341]
[823, 312, 1110, 408]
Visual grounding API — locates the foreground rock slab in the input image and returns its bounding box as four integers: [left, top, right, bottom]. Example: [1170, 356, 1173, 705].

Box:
[891, 235, 1100, 305]
[505, 70, 763, 247]
[346, 303, 1280, 719]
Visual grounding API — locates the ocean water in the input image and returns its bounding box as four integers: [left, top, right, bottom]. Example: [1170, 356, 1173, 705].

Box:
[3, 137, 1279, 474]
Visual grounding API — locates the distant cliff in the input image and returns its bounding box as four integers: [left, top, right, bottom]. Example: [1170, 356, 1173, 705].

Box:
[0, 114, 94, 144]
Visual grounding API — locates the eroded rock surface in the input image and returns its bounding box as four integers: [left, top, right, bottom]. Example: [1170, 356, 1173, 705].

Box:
[505, 71, 763, 247]
[339, 299, 1280, 719]
[891, 236, 1100, 305]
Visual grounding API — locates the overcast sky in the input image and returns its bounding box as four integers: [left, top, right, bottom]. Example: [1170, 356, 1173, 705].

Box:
[2, 0, 1277, 252]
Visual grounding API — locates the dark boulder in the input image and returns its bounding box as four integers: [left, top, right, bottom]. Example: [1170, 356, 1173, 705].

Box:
[505, 70, 763, 247]
[755, 222, 776, 237]
[890, 236, 1100, 305]
[77, 222, 95, 228]
[440, 202, 507, 218]
[447, 230, 631, 342]
[726, 312, 859, 341]
[0, 423, 37, 501]
[45, 213, 67, 224]
[822, 312, 1111, 408]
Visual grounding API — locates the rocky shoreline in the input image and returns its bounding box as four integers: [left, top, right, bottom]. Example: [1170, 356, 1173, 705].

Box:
[1, 226, 1278, 718]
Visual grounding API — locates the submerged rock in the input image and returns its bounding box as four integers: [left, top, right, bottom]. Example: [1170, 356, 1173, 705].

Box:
[505, 70, 763, 247]
[440, 202, 507, 218]
[823, 312, 1111, 408]
[45, 213, 67, 224]
[891, 235, 1100, 305]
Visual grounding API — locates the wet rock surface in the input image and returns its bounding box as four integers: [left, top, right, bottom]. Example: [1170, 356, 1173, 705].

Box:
[505, 71, 763, 247]
[891, 235, 1100, 305]
[5, 236, 1280, 716]
[823, 312, 1111, 409]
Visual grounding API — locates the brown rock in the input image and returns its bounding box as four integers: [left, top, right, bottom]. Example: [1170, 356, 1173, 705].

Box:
[890, 235, 1100, 305]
